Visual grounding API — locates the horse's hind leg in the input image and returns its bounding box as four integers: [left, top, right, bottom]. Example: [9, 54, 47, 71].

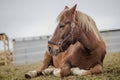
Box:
[89, 64, 103, 74]
[71, 67, 91, 76]
[71, 64, 103, 76]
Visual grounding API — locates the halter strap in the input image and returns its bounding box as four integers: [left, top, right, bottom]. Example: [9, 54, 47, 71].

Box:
[48, 41, 58, 45]
[48, 22, 75, 51]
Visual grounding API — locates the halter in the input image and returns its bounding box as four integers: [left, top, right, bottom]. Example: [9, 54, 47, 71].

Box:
[48, 22, 75, 51]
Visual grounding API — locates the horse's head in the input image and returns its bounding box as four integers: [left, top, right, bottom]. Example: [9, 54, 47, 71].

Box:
[48, 5, 79, 56]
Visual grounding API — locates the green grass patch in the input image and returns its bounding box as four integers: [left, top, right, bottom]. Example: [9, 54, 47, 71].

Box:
[0, 53, 120, 80]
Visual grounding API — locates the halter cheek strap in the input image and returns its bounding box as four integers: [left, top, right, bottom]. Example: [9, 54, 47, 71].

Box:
[48, 22, 75, 51]
[71, 22, 75, 28]
[70, 22, 75, 33]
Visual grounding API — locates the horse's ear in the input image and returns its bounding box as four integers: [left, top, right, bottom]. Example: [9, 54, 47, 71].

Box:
[70, 4, 77, 14]
[64, 6, 69, 10]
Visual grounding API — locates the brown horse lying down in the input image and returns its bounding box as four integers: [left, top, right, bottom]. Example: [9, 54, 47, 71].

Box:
[25, 4, 106, 79]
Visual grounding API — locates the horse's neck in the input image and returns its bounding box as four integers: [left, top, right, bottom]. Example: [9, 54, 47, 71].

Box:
[78, 28, 100, 50]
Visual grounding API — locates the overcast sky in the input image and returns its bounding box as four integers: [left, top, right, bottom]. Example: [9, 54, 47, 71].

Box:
[0, 0, 120, 39]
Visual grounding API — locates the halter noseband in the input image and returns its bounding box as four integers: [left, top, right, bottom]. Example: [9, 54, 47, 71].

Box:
[48, 22, 75, 51]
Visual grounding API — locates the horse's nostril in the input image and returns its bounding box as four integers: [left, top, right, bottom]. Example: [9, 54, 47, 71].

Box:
[48, 46, 51, 52]
[48, 46, 53, 56]
[54, 49, 59, 56]
[56, 49, 59, 53]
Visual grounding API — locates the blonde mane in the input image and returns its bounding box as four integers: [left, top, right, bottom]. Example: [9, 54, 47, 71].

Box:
[57, 9, 102, 41]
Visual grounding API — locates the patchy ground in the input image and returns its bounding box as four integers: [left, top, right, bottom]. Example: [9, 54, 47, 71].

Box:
[0, 53, 120, 80]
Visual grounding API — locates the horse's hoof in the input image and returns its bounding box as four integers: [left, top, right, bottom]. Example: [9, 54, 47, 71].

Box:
[25, 74, 31, 79]
[53, 68, 61, 77]
[42, 67, 55, 75]
[25, 70, 37, 79]
[71, 67, 87, 76]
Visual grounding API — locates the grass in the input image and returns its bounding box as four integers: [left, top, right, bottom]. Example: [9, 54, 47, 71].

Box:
[0, 53, 120, 80]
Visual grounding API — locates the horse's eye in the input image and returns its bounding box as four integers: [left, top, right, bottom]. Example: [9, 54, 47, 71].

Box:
[59, 25, 64, 28]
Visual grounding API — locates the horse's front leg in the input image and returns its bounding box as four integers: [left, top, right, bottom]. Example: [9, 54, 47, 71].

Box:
[53, 62, 71, 77]
[25, 51, 52, 79]
[37, 51, 52, 75]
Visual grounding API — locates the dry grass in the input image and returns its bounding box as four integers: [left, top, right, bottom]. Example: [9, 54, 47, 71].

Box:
[0, 53, 120, 80]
